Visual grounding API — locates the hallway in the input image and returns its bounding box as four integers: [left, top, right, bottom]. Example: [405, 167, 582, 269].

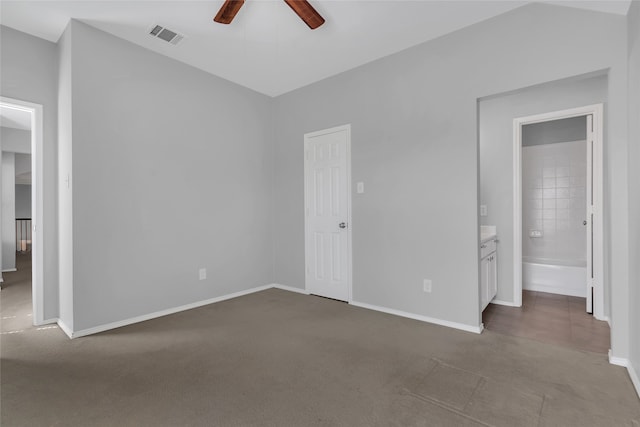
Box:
[1, 253, 40, 335]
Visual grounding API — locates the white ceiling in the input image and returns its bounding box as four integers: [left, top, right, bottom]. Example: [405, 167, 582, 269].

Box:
[0, 105, 31, 130]
[0, 1, 632, 97]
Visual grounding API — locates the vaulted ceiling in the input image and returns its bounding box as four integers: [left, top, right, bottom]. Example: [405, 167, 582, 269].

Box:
[0, 1, 632, 97]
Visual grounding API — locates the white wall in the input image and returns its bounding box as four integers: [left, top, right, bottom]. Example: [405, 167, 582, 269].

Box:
[60, 21, 275, 332]
[1, 26, 59, 320]
[273, 4, 629, 340]
[15, 184, 31, 219]
[626, 0, 640, 394]
[0, 128, 30, 153]
[2, 152, 16, 270]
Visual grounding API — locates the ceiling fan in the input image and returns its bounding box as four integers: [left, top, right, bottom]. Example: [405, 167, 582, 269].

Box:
[214, 0, 325, 30]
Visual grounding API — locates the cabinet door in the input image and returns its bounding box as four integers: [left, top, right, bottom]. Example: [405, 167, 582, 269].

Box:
[488, 254, 497, 303]
[480, 256, 490, 311]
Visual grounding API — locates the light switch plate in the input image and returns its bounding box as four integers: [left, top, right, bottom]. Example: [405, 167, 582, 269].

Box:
[199, 268, 206, 280]
[356, 182, 364, 194]
[480, 205, 487, 216]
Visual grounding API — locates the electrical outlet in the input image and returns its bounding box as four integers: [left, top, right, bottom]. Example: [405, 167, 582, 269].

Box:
[199, 268, 206, 280]
[480, 205, 488, 216]
[423, 279, 432, 293]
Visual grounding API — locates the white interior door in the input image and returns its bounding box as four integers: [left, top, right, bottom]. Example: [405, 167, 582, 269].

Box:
[304, 125, 351, 301]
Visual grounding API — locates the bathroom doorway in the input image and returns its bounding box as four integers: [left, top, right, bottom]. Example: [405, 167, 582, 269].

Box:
[481, 103, 609, 353]
[512, 104, 604, 320]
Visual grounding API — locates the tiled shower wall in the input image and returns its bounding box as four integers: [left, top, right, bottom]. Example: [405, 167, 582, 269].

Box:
[522, 140, 587, 265]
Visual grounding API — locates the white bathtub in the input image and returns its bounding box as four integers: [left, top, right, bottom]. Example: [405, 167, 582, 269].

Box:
[522, 257, 587, 297]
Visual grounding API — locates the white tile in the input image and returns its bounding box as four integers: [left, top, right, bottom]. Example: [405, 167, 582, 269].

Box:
[570, 187, 585, 198]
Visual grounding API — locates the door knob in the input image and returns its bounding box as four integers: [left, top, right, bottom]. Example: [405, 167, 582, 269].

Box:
[339, 222, 347, 229]
[583, 220, 587, 226]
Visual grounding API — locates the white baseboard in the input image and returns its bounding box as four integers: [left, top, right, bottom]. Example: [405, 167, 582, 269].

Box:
[628, 361, 640, 400]
[350, 300, 482, 334]
[608, 349, 628, 367]
[35, 317, 59, 327]
[57, 319, 73, 339]
[69, 285, 273, 339]
[60, 283, 482, 339]
[598, 315, 610, 325]
[608, 350, 640, 399]
[271, 284, 310, 295]
[490, 299, 520, 307]
[1, 268, 17, 273]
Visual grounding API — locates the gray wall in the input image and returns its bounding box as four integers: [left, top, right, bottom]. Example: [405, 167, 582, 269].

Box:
[15, 184, 31, 218]
[627, 0, 640, 389]
[479, 74, 607, 304]
[273, 4, 629, 339]
[62, 21, 274, 331]
[15, 153, 31, 180]
[1, 152, 16, 270]
[0, 128, 31, 153]
[522, 116, 586, 147]
[57, 22, 74, 330]
[0, 26, 59, 320]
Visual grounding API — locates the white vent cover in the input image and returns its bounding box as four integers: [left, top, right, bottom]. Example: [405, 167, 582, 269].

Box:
[148, 25, 184, 45]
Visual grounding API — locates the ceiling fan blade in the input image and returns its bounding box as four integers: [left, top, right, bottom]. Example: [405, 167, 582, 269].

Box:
[214, 0, 245, 24]
[283, 0, 325, 30]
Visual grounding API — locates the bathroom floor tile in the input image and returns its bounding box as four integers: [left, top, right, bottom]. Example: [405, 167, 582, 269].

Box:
[483, 290, 610, 354]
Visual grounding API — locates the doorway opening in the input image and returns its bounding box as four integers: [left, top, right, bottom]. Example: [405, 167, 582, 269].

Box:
[0, 96, 45, 326]
[483, 104, 609, 354]
[303, 124, 353, 302]
[513, 104, 604, 319]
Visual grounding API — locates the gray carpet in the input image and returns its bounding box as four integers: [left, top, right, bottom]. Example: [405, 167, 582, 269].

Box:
[2, 258, 639, 426]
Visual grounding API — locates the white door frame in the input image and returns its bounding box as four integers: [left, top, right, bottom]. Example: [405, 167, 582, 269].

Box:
[0, 96, 46, 325]
[303, 124, 353, 302]
[513, 104, 604, 320]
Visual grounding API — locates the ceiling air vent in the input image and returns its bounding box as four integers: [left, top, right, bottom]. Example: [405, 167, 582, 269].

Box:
[148, 25, 184, 45]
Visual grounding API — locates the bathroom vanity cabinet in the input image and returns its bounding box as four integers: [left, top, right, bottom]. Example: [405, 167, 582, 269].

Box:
[480, 236, 497, 311]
